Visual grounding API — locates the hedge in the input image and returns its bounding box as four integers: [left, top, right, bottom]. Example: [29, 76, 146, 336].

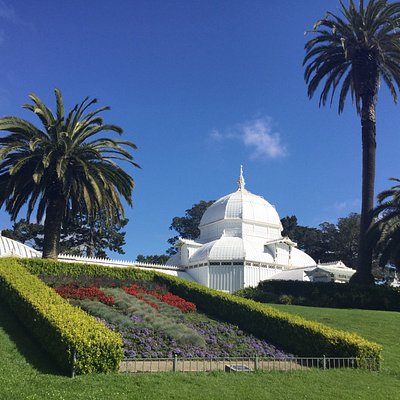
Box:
[19, 258, 156, 281]
[0, 258, 123, 375]
[236, 280, 400, 311]
[19, 258, 382, 369]
[152, 274, 382, 369]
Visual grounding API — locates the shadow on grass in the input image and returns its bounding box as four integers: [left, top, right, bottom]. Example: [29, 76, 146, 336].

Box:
[0, 301, 63, 376]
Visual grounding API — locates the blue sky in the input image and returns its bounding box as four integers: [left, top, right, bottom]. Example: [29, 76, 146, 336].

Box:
[0, 0, 399, 260]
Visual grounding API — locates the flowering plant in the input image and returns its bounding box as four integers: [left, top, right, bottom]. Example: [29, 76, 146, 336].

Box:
[122, 283, 196, 312]
[55, 285, 115, 306]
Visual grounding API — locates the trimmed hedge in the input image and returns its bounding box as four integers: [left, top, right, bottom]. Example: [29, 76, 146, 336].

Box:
[20, 258, 382, 369]
[152, 274, 382, 369]
[235, 280, 400, 312]
[0, 258, 123, 375]
[19, 258, 156, 281]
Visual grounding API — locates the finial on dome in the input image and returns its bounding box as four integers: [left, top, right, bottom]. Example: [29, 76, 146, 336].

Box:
[237, 165, 245, 191]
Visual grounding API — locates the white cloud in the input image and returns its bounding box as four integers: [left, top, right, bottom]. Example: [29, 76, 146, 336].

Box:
[209, 116, 287, 160]
[240, 117, 287, 159]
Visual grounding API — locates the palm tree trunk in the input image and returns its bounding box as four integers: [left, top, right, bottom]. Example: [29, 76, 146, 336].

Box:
[42, 196, 66, 259]
[350, 94, 376, 285]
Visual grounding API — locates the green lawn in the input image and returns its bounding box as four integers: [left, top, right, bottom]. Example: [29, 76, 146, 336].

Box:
[268, 303, 400, 374]
[1, 301, 399, 400]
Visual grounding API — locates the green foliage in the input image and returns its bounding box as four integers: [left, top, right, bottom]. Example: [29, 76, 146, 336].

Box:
[1, 299, 400, 400]
[19, 258, 382, 368]
[281, 213, 363, 269]
[281, 215, 325, 262]
[136, 254, 170, 264]
[2, 215, 129, 257]
[369, 177, 400, 269]
[236, 280, 400, 312]
[104, 288, 205, 347]
[75, 299, 137, 328]
[0, 258, 123, 375]
[59, 214, 129, 257]
[304, 0, 400, 113]
[303, 0, 400, 285]
[151, 274, 382, 368]
[20, 258, 156, 281]
[0, 89, 139, 258]
[167, 200, 214, 255]
[1, 219, 43, 250]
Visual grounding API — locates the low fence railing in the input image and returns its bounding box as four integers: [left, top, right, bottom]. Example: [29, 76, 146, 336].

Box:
[119, 355, 379, 374]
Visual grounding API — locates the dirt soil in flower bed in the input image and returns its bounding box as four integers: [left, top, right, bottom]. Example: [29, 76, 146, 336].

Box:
[41, 274, 293, 359]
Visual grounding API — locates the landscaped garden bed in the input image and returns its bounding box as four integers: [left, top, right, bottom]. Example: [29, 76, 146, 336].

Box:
[44, 274, 293, 359]
[13, 259, 382, 373]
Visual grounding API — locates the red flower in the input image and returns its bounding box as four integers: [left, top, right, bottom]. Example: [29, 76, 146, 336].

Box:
[122, 284, 196, 313]
[55, 285, 115, 306]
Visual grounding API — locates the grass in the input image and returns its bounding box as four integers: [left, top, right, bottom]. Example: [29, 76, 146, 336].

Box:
[267, 303, 400, 373]
[1, 300, 400, 399]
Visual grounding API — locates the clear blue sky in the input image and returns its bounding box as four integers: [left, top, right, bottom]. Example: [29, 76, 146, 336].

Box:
[0, 1, 399, 260]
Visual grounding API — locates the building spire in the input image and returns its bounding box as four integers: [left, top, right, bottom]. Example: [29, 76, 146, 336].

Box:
[237, 165, 245, 191]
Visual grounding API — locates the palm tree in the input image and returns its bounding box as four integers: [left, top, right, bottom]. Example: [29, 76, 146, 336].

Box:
[0, 89, 139, 259]
[368, 178, 400, 269]
[303, 0, 400, 285]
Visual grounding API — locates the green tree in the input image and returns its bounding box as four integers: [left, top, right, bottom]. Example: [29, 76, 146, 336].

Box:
[136, 254, 169, 264]
[59, 214, 128, 258]
[368, 178, 400, 269]
[281, 216, 325, 262]
[303, 0, 400, 285]
[282, 213, 361, 268]
[319, 213, 360, 268]
[0, 89, 139, 259]
[2, 219, 43, 250]
[167, 200, 214, 255]
[1, 215, 129, 258]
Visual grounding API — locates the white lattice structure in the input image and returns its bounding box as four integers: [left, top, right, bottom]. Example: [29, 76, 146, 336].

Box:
[0, 167, 355, 292]
[0, 234, 194, 281]
[165, 167, 356, 292]
[0, 234, 41, 258]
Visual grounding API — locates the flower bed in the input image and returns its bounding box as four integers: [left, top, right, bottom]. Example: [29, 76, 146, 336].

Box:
[23, 259, 382, 369]
[102, 316, 292, 359]
[122, 283, 196, 313]
[55, 285, 115, 306]
[52, 278, 292, 359]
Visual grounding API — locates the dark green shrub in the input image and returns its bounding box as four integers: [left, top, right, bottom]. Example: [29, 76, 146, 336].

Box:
[247, 280, 400, 311]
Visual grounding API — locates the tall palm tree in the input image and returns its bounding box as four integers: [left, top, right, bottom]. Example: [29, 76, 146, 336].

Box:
[0, 89, 139, 259]
[368, 178, 400, 268]
[303, 0, 400, 285]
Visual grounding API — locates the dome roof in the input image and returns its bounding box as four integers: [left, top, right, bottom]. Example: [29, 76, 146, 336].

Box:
[200, 189, 281, 228]
[199, 167, 282, 229]
[190, 237, 245, 263]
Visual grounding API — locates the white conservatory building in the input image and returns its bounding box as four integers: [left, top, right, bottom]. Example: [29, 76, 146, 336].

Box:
[0, 167, 356, 292]
[166, 167, 331, 292]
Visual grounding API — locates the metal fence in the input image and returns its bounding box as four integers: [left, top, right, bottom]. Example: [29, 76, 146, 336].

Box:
[119, 355, 379, 374]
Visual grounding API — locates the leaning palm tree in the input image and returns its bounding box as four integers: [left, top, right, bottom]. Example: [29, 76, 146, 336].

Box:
[303, 0, 400, 285]
[0, 89, 139, 259]
[368, 178, 400, 268]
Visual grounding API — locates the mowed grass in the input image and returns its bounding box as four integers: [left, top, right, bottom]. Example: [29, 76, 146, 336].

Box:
[267, 303, 400, 374]
[1, 301, 400, 400]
